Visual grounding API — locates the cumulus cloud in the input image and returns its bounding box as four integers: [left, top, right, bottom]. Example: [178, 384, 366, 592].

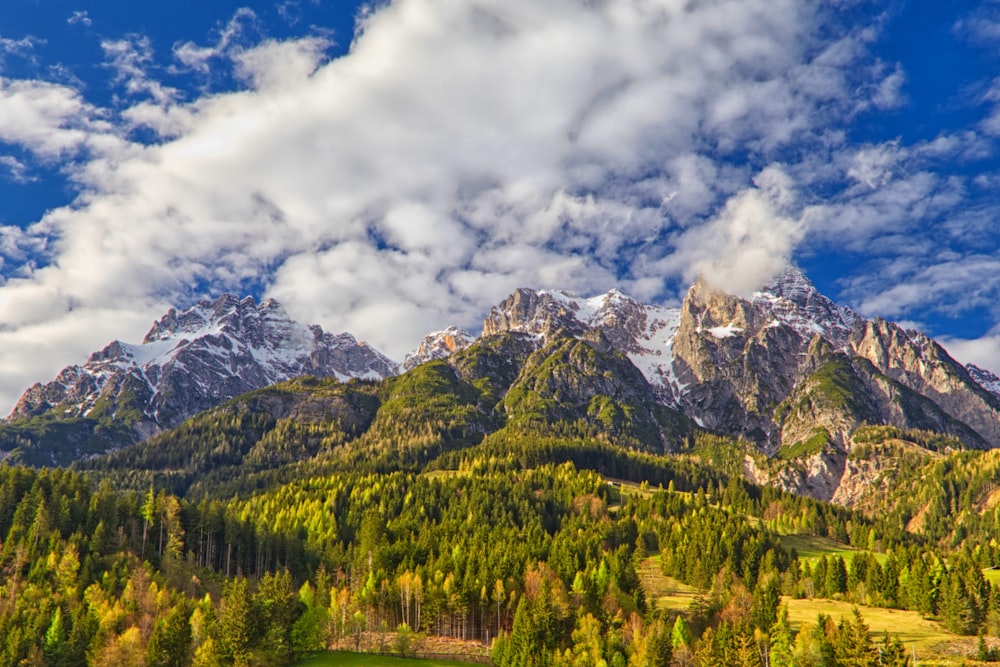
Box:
[0, 78, 106, 159]
[0, 0, 909, 411]
[943, 330, 1000, 380]
[665, 166, 802, 296]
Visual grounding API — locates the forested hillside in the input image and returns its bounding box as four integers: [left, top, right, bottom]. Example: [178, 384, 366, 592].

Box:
[5, 332, 1000, 665]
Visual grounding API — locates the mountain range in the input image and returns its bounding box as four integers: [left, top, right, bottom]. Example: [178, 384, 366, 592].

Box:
[5, 267, 1000, 507]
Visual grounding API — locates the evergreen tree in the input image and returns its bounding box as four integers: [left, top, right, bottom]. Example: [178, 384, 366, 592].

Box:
[751, 576, 781, 631]
[836, 608, 874, 666]
[939, 570, 975, 635]
[769, 608, 794, 667]
[147, 602, 193, 667]
[219, 578, 253, 667]
[42, 606, 65, 665]
[671, 615, 692, 651]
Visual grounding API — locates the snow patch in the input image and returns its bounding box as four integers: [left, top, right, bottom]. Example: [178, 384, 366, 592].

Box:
[706, 325, 744, 339]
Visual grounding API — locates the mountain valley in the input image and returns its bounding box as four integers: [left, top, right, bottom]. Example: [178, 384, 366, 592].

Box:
[2, 269, 1000, 665]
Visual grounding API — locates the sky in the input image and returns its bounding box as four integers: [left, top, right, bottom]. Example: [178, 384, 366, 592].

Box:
[0, 0, 1000, 413]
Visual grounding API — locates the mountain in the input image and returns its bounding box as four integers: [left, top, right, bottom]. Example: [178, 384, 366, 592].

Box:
[10, 267, 1000, 507]
[402, 326, 475, 371]
[475, 273, 1000, 444]
[482, 287, 684, 403]
[0, 294, 396, 465]
[466, 271, 1000, 504]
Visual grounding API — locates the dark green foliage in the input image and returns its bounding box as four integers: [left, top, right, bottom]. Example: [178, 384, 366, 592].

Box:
[0, 415, 137, 467]
[777, 427, 832, 460]
[6, 331, 999, 666]
[147, 602, 193, 667]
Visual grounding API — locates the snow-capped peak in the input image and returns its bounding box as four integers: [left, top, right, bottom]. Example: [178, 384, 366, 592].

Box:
[8, 294, 397, 431]
[482, 287, 683, 402]
[968, 364, 1000, 401]
[753, 266, 858, 349]
[402, 326, 475, 371]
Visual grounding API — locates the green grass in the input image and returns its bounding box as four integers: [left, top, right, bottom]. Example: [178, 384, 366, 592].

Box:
[298, 651, 473, 667]
[638, 556, 700, 612]
[783, 597, 956, 654]
[776, 534, 890, 564]
[777, 428, 831, 460]
[779, 534, 860, 558]
[983, 568, 1000, 586]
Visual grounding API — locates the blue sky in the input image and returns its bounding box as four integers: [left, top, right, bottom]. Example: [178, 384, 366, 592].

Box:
[1, 0, 1000, 410]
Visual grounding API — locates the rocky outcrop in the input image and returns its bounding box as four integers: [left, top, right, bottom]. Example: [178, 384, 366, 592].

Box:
[7, 295, 397, 441]
[402, 327, 475, 371]
[849, 319, 1000, 447]
[671, 278, 812, 446]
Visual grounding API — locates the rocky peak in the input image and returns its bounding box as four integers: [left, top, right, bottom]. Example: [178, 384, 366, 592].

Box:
[681, 276, 762, 336]
[753, 267, 858, 349]
[672, 277, 816, 441]
[480, 287, 684, 403]
[848, 318, 1000, 447]
[5, 294, 398, 446]
[403, 327, 475, 371]
[482, 288, 589, 340]
[968, 364, 1000, 400]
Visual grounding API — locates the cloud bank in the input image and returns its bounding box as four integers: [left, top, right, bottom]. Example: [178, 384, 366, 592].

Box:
[0, 0, 995, 411]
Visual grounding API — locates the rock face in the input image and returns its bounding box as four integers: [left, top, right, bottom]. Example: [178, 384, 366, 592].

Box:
[8, 295, 397, 439]
[478, 270, 1000, 505]
[482, 287, 684, 403]
[9, 268, 1000, 505]
[968, 364, 1000, 400]
[402, 327, 475, 371]
[849, 319, 1000, 447]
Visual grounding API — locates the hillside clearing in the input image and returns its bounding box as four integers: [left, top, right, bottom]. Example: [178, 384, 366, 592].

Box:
[298, 651, 474, 667]
[783, 597, 956, 654]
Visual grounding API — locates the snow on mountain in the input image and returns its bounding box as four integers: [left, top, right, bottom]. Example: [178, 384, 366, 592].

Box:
[403, 326, 475, 371]
[481, 287, 684, 402]
[752, 267, 858, 349]
[968, 364, 1000, 401]
[8, 295, 397, 432]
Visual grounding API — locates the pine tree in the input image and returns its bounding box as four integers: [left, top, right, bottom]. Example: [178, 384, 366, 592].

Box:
[147, 602, 193, 667]
[671, 615, 692, 651]
[42, 606, 65, 665]
[219, 578, 253, 667]
[836, 608, 874, 667]
[769, 608, 794, 667]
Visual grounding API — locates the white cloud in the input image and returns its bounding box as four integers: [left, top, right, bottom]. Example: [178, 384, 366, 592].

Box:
[0, 155, 34, 183]
[847, 141, 902, 188]
[233, 37, 329, 90]
[0, 78, 103, 159]
[67, 11, 93, 27]
[172, 8, 260, 75]
[102, 35, 179, 106]
[666, 166, 804, 296]
[943, 331, 1000, 378]
[0, 35, 43, 58]
[0, 0, 905, 412]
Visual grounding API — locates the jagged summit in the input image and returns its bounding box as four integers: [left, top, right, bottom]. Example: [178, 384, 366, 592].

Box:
[402, 326, 475, 371]
[7, 272, 1000, 480]
[753, 267, 859, 349]
[7, 294, 397, 448]
[968, 364, 1000, 400]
